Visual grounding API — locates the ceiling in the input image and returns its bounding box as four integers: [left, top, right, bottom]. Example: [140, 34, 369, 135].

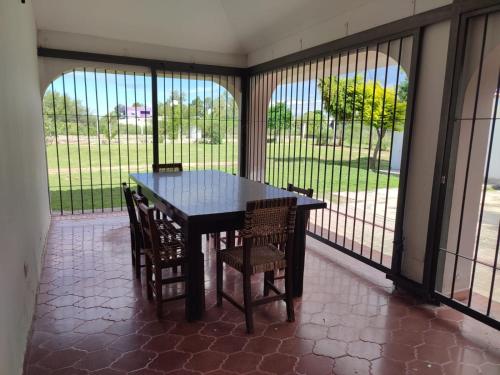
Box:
[33, 0, 372, 55]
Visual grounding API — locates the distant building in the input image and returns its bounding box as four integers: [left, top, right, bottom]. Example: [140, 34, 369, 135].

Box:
[126, 105, 152, 118]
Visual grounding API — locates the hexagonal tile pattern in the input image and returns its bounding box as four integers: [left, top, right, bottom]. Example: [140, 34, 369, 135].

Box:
[22, 213, 500, 374]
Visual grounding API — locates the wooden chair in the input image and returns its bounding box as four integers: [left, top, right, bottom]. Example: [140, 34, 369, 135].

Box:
[216, 184, 312, 251]
[217, 197, 297, 333]
[122, 183, 143, 279]
[134, 193, 186, 319]
[152, 163, 183, 173]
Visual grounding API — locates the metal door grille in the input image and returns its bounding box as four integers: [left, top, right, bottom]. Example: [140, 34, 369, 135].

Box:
[245, 35, 416, 271]
[43, 68, 240, 214]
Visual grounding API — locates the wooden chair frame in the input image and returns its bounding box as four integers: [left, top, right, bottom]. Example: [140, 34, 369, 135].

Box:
[216, 197, 297, 333]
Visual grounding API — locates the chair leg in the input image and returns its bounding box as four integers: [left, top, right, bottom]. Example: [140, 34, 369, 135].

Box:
[216, 253, 223, 307]
[130, 231, 136, 267]
[243, 272, 254, 334]
[284, 266, 295, 323]
[145, 257, 153, 300]
[154, 266, 163, 319]
[134, 238, 141, 280]
[263, 271, 274, 296]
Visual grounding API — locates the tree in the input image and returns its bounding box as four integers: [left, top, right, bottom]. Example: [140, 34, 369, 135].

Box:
[297, 110, 332, 145]
[318, 76, 407, 168]
[267, 103, 293, 141]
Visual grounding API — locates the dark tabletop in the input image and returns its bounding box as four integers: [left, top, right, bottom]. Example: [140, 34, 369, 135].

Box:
[130, 170, 326, 219]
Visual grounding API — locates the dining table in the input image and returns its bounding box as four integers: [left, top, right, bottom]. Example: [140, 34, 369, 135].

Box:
[130, 170, 326, 321]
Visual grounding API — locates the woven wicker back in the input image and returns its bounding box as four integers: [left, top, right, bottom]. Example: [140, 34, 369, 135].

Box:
[133, 193, 153, 248]
[241, 197, 297, 247]
[153, 163, 183, 173]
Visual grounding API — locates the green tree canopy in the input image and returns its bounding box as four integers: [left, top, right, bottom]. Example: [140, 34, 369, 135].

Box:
[267, 102, 293, 134]
[318, 75, 407, 167]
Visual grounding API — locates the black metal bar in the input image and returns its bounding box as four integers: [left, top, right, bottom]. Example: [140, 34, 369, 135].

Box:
[362, 44, 380, 257]
[95, 69, 104, 211]
[282, 66, 290, 188]
[114, 71, 123, 209]
[380, 38, 403, 264]
[72, 70, 84, 213]
[180, 72, 184, 167]
[152, 69, 159, 169]
[337, 51, 350, 244]
[352, 47, 369, 250]
[297, 64, 306, 188]
[239, 74, 248, 177]
[233, 74, 237, 175]
[309, 59, 319, 222]
[83, 69, 95, 212]
[321, 56, 334, 238]
[344, 50, 359, 244]
[327, 53, 342, 242]
[188, 73, 191, 170]
[124, 71, 131, 187]
[314, 57, 326, 234]
[50, 83, 63, 215]
[287, 65, 294, 187]
[61, 73, 74, 214]
[104, 70, 113, 211]
[303, 62, 312, 191]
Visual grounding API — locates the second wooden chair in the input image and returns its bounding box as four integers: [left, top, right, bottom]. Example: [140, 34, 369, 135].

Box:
[217, 197, 297, 333]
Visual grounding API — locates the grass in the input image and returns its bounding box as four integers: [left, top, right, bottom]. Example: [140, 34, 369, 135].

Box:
[46, 137, 399, 213]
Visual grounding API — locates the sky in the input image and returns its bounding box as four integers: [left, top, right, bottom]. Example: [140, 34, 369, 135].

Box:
[46, 65, 407, 117]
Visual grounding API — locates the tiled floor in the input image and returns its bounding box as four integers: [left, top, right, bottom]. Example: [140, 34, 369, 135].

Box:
[24, 213, 500, 375]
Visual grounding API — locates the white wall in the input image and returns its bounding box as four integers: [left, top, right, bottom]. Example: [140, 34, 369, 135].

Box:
[0, 1, 51, 374]
[401, 21, 451, 282]
[247, 0, 452, 66]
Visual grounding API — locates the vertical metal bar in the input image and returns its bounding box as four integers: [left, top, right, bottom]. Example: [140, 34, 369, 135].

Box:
[381, 39, 403, 263]
[337, 51, 350, 243]
[287, 65, 295, 187]
[282, 66, 290, 188]
[114, 71, 123, 209]
[321, 56, 335, 237]
[61, 73, 74, 214]
[172, 71, 175, 164]
[239, 74, 248, 177]
[352, 47, 369, 250]
[233, 74, 237, 175]
[272, 69, 278, 185]
[309, 59, 319, 208]
[225, 75, 229, 173]
[133, 72, 139, 174]
[152, 68, 159, 170]
[104, 70, 113, 211]
[218, 75, 221, 171]
[472, 68, 500, 309]
[188, 73, 191, 170]
[344, 50, 359, 246]
[180, 72, 184, 166]
[298, 63, 306, 189]
[327, 54, 342, 241]
[95, 69, 104, 211]
[196, 73, 200, 170]
[370, 42, 391, 260]
[203, 74, 206, 170]
[315, 57, 327, 234]
[362, 43, 380, 258]
[83, 69, 95, 212]
[292, 64, 301, 187]
[123, 72, 130, 186]
[72, 70, 84, 213]
[258, 73, 267, 182]
[303, 62, 312, 190]
[450, 15, 489, 299]
[211, 74, 214, 170]
[250, 75, 255, 179]
[50, 83, 63, 214]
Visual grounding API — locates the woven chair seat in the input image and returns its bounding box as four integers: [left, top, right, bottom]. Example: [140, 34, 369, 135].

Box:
[220, 244, 286, 274]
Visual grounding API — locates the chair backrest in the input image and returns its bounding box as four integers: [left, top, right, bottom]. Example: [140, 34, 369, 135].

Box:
[122, 183, 139, 228]
[133, 193, 159, 256]
[287, 183, 313, 198]
[153, 163, 183, 173]
[241, 197, 297, 249]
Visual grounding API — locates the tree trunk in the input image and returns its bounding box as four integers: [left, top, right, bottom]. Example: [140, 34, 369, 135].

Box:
[370, 128, 385, 169]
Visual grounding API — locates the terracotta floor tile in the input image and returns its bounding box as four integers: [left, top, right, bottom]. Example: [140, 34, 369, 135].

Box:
[22, 214, 500, 375]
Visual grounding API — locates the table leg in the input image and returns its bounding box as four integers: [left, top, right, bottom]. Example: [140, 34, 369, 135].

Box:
[293, 209, 307, 297]
[184, 224, 205, 321]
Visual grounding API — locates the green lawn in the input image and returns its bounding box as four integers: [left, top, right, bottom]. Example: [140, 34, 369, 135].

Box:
[46, 138, 399, 213]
